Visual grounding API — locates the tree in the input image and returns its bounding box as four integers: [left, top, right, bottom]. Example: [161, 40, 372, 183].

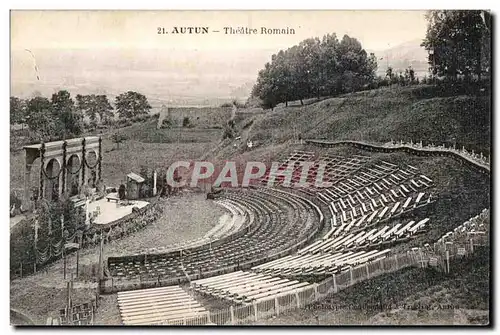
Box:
[50, 196, 83, 234]
[33, 196, 82, 250]
[321, 33, 341, 96]
[421, 10, 490, 80]
[115, 91, 151, 119]
[250, 32, 377, 108]
[51, 90, 82, 138]
[10, 97, 26, 125]
[299, 38, 322, 99]
[335, 35, 377, 93]
[251, 63, 279, 110]
[96, 95, 114, 122]
[408, 67, 416, 84]
[111, 132, 127, 150]
[386, 66, 394, 81]
[398, 71, 405, 85]
[25, 96, 56, 141]
[76, 94, 114, 124]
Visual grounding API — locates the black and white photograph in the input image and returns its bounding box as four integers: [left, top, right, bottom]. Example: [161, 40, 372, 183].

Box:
[8, 9, 492, 326]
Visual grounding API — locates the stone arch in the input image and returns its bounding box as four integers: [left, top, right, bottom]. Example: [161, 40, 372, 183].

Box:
[23, 137, 103, 210]
[29, 157, 41, 202]
[85, 150, 98, 188]
[66, 154, 82, 196]
[44, 158, 61, 202]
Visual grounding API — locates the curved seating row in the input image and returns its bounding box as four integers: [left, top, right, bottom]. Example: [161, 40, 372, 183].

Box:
[300, 218, 430, 255]
[203, 199, 248, 240]
[126, 197, 255, 256]
[326, 191, 434, 238]
[191, 271, 317, 305]
[317, 162, 420, 201]
[259, 152, 370, 188]
[252, 249, 391, 277]
[107, 188, 323, 284]
[117, 285, 208, 325]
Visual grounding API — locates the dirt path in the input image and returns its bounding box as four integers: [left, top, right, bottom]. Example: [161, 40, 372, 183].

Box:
[10, 214, 27, 229]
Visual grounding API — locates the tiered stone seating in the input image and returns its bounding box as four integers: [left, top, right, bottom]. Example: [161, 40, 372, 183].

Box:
[316, 161, 435, 237]
[260, 151, 316, 186]
[246, 155, 436, 280]
[203, 199, 248, 240]
[260, 151, 370, 189]
[317, 163, 428, 202]
[327, 190, 434, 236]
[251, 249, 391, 277]
[107, 188, 322, 284]
[117, 286, 209, 325]
[437, 209, 489, 245]
[299, 218, 430, 255]
[309, 155, 371, 191]
[191, 271, 317, 305]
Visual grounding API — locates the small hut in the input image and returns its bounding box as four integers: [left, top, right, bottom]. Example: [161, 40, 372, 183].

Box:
[126, 172, 145, 200]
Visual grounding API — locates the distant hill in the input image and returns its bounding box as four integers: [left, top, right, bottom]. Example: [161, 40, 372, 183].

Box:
[369, 39, 429, 78]
[10, 48, 274, 106]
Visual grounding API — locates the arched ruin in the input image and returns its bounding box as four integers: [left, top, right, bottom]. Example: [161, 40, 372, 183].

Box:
[23, 136, 103, 209]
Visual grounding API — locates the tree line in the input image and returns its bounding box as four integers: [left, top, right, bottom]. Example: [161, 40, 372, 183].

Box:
[250, 11, 491, 110]
[10, 90, 152, 142]
[250, 34, 378, 109]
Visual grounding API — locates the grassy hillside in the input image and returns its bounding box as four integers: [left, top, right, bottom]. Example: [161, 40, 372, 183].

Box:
[245, 85, 490, 155]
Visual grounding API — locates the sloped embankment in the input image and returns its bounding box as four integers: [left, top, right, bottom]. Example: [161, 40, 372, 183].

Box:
[246, 86, 490, 155]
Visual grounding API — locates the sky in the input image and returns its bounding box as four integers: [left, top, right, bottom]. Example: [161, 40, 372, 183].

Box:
[11, 10, 428, 52]
[10, 10, 430, 104]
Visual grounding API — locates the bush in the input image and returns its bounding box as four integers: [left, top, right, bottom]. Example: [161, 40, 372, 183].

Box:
[160, 118, 173, 129]
[10, 191, 22, 208]
[222, 125, 235, 139]
[182, 116, 191, 127]
[10, 191, 22, 216]
[111, 132, 128, 149]
[130, 114, 151, 123]
[241, 119, 254, 130]
[220, 100, 244, 108]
